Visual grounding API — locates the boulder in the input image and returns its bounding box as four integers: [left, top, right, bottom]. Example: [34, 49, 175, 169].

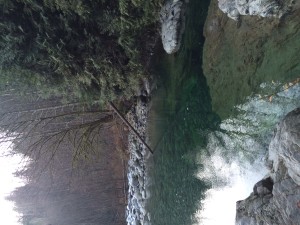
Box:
[160, 0, 186, 54]
[236, 108, 300, 225]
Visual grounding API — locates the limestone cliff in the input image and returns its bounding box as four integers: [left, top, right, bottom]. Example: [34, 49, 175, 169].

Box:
[236, 108, 300, 225]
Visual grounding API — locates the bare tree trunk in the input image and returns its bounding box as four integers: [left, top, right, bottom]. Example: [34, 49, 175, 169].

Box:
[109, 102, 153, 154]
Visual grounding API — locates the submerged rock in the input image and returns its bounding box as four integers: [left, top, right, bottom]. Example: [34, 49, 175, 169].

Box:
[236, 108, 300, 225]
[218, 0, 292, 20]
[160, 0, 187, 54]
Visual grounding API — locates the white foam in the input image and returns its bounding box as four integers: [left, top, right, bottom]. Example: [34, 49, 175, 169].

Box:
[196, 151, 267, 225]
[195, 82, 300, 225]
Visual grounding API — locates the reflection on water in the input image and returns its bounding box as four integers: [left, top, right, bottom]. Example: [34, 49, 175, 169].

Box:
[147, 74, 214, 225]
[147, 1, 212, 224]
[148, 80, 300, 225]
[196, 82, 300, 225]
[147, 0, 300, 224]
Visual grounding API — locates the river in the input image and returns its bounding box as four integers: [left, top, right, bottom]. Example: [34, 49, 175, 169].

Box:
[146, 0, 300, 224]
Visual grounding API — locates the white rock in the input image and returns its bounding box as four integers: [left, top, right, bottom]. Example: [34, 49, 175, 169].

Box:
[160, 0, 186, 54]
[218, 0, 291, 20]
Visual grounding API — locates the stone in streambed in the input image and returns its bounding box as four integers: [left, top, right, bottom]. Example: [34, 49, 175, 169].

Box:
[160, 0, 187, 54]
[218, 0, 292, 20]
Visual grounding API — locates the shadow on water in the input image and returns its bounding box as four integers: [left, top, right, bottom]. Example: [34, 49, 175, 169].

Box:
[147, 1, 218, 224]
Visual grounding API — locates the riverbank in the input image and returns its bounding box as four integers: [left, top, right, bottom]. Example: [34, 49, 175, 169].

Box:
[236, 108, 300, 225]
[124, 79, 153, 225]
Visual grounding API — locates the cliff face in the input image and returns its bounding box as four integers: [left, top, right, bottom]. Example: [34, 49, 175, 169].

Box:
[203, 0, 300, 118]
[236, 108, 300, 225]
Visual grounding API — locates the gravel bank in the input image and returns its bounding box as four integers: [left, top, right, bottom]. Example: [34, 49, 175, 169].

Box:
[125, 80, 153, 225]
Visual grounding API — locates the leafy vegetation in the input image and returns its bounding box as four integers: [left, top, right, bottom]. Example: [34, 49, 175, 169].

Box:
[0, 0, 163, 103]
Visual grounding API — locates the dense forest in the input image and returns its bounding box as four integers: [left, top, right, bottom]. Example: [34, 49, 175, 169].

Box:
[0, 0, 163, 224]
[0, 0, 162, 102]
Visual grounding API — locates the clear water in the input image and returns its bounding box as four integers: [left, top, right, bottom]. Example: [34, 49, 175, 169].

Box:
[147, 0, 300, 224]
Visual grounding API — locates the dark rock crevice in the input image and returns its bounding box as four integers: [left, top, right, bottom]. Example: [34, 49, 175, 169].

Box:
[253, 177, 274, 196]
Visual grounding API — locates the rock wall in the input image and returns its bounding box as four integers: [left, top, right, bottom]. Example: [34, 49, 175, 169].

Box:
[203, 0, 300, 118]
[218, 0, 292, 20]
[236, 108, 300, 225]
[160, 0, 186, 54]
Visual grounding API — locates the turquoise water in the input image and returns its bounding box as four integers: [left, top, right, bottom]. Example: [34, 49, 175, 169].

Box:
[147, 0, 300, 225]
[147, 1, 215, 224]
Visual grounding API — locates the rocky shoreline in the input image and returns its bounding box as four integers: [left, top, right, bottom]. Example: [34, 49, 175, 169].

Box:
[125, 0, 189, 221]
[124, 1, 190, 223]
[125, 79, 153, 225]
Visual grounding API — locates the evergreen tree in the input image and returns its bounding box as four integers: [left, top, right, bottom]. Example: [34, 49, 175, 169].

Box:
[0, 0, 162, 102]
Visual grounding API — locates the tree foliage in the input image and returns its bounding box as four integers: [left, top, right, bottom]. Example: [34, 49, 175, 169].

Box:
[0, 1, 163, 223]
[0, 0, 162, 102]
